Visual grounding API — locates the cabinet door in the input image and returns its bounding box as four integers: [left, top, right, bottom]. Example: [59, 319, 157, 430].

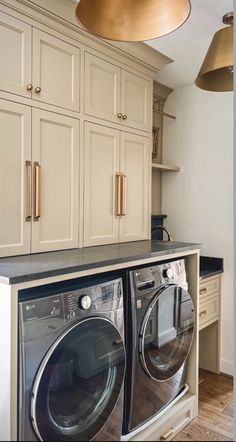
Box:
[121, 70, 151, 132]
[84, 53, 121, 124]
[0, 11, 32, 97]
[32, 29, 80, 112]
[84, 122, 120, 246]
[119, 132, 150, 242]
[0, 100, 31, 257]
[31, 109, 79, 253]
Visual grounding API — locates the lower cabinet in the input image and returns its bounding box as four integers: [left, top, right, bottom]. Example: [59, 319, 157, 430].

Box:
[84, 122, 150, 246]
[199, 274, 221, 374]
[0, 99, 79, 257]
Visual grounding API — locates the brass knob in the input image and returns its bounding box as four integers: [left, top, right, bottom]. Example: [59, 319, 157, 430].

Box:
[117, 113, 123, 119]
[27, 84, 33, 91]
[35, 87, 41, 94]
[122, 114, 127, 120]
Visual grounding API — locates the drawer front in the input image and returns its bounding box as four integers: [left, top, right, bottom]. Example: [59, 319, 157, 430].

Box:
[199, 275, 220, 301]
[131, 397, 194, 441]
[199, 295, 220, 330]
[156, 401, 193, 441]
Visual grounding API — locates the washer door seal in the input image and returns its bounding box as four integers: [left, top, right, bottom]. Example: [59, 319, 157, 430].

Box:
[31, 317, 126, 441]
[139, 284, 195, 382]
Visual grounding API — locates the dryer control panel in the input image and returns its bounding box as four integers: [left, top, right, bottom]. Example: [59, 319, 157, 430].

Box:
[132, 259, 188, 294]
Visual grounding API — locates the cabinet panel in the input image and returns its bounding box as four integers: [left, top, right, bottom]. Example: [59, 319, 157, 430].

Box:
[31, 109, 79, 252]
[84, 122, 119, 246]
[33, 29, 80, 111]
[84, 53, 121, 124]
[121, 70, 151, 132]
[0, 100, 31, 257]
[199, 275, 221, 301]
[0, 12, 32, 98]
[119, 132, 149, 242]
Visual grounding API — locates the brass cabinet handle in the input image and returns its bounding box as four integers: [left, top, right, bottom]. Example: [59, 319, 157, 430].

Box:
[121, 174, 127, 216]
[160, 427, 174, 440]
[25, 161, 32, 222]
[117, 113, 123, 119]
[34, 162, 41, 221]
[35, 86, 41, 94]
[27, 84, 33, 91]
[122, 114, 127, 120]
[116, 173, 122, 217]
[199, 310, 207, 318]
[200, 288, 207, 295]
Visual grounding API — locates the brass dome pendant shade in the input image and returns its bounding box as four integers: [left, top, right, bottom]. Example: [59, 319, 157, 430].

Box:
[75, 0, 191, 42]
[195, 12, 234, 92]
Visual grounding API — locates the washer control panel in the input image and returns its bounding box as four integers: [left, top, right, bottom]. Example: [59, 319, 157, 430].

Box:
[19, 278, 123, 341]
[63, 279, 122, 320]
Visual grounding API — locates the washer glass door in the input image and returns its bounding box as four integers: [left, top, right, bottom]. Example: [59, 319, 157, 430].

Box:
[31, 317, 125, 441]
[139, 285, 195, 381]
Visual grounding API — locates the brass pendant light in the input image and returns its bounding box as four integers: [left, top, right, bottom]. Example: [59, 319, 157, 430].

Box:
[195, 12, 234, 92]
[75, 0, 191, 42]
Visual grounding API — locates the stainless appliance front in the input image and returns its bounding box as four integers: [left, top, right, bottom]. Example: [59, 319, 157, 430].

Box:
[18, 277, 126, 441]
[123, 259, 195, 435]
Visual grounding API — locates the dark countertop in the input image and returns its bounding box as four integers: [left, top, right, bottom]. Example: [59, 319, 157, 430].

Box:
[0, 240, 201, 285]
[200, 256, 224, 279]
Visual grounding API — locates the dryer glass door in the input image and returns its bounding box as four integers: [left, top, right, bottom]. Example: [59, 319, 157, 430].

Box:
[139, 285, 195, 381]
[31, 317, 125, 441]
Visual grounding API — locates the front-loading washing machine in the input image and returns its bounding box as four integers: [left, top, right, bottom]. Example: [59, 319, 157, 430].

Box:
[18, 276, 126, 441]
[123, 258, 195, 436]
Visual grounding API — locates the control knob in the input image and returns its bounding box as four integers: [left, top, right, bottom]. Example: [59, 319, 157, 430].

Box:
[78, 295, 92, 310]
[163, 268, 173, 279]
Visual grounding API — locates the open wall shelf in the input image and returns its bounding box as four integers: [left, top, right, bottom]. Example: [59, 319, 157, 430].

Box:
[152, 163, 180, 172]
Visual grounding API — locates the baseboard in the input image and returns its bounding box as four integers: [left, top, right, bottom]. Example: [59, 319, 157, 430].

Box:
[220, 358, 234, 377]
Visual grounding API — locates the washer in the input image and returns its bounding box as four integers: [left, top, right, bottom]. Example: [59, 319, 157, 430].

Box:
[123, 259, 195, 436]
[18, 276, 126, 441]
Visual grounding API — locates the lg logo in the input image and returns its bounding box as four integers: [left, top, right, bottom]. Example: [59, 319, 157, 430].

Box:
[26, 304, 35, 311]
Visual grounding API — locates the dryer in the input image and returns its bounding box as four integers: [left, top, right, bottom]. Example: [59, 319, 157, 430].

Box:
[18, 276, 126, 441]
[123, 259, 195, 436]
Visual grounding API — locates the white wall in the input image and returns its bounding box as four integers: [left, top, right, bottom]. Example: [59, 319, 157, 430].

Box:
[162, 85, 233, 375]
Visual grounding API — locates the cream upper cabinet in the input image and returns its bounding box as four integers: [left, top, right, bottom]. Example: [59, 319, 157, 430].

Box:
[0, 12, 32, 98]
[0, 99, 31, 257]
[32, 29, 80, 112]
[84, 122, 120, 246]
[119, 132, 149, 242]
[84, 122, 150, 246]
[84, 52, 151, 132]
[31, 109, 79, 253]
[85, 53, 121, 124]
[121, 70, 151, 132]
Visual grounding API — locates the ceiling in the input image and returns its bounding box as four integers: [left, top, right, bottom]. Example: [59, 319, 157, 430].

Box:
[145, 0, 233, 89]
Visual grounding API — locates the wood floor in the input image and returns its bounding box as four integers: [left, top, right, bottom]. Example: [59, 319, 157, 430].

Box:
[174, 369, 234, 441]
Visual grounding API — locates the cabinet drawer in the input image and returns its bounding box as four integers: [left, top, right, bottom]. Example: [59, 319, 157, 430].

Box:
[199, 295, 220, 330]
[131, 397, 194, 441]
[199, 275, 220, 301]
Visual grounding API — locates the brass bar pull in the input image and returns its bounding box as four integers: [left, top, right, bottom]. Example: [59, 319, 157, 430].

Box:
[160, 427, 174, 440]
[116, 173, 122, 217]
[25, 161, 32, 222]
[200, 288, 207, 295]
[34, 162, 41, 221]
[199, 310, 207, 318]
[121, 174, 127, 216]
